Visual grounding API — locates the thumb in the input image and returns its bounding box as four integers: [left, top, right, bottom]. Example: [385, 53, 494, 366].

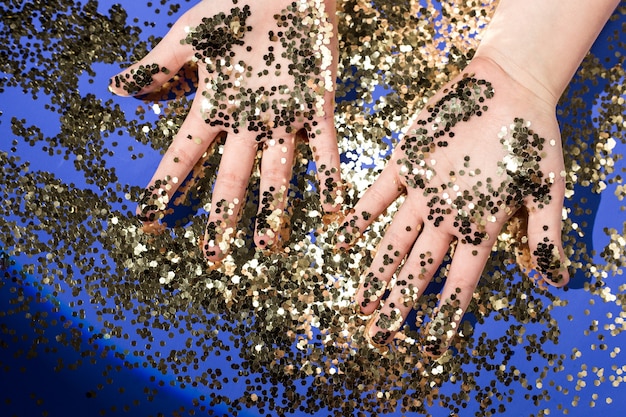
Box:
[109, 7, 199, 96]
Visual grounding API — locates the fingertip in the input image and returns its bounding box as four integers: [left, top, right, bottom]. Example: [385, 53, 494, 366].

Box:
[533, 238, 570, 287]
[420, 340, 448, 359]
[319, 171, 344, 213]
[253, 229, 280, 252]
[548, 272, 570, 288]
[254, 191, 290, 252]
[109, 62, 176, 97]
[420, 321, 452, 359]
[364, 312, 393, 351]
[201, 243, 227, 264]
[354, 271, 388, 315]
[136, 185, 170, 223]
[356, 298, 377, 316]
[333, 210, 364, 250]
[198, 237, 222, 270]
[201, 221, 232, 263]
[525, 199, 569, 287]
[201, 251, 223, 272]
[109, 69, 140, 97]
[200, 239, 222, 263]
[321, 201, 341, 214]
[551, 253, 570, 288]
[253, 233, 272, 250]
[109, 72, 131, 97]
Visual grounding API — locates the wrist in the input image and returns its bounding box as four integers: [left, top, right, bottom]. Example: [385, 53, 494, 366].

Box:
[460, 55, 560, 124]
[474, 0, 620, 107]
[473, 45, 559, 108]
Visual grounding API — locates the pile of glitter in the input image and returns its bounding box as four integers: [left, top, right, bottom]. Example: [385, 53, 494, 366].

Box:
[1, 1, 624, 416]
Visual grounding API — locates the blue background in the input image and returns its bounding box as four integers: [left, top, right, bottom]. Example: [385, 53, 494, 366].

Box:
[1, 1, 625, 416]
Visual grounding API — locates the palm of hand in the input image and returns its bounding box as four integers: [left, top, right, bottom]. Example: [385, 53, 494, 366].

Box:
[110, 0, 340, 261]
[187, 3, 334, 137]
[339, 58, 569, 353]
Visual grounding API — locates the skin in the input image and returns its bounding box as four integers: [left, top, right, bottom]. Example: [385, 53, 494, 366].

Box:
[338, 57, 569, 352]
[110, 0, 619, 354]
[109, 0, 340, 262]
[337, 0, 620, 353]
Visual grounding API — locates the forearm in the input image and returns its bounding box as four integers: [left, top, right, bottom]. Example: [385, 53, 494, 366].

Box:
[475, 0, 620, 106]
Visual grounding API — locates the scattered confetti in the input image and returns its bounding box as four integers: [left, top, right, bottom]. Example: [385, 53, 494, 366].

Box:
[0, 1, 624, 416]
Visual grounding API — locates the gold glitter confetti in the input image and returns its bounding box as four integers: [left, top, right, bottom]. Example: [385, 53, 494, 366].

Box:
[0, 1, 625, 416]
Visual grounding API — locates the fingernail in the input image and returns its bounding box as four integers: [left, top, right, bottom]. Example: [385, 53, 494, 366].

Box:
[109, 72, 132, 96]
[364, 312, 390, 353]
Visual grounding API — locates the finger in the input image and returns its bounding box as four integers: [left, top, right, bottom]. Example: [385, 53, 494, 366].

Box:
[423, 243, 492, 357]
[202, 134, 257, 262]
[254, 133, 296, 249]
[306, 0, 341, 213]
[136, 99, 222, 223]
[363, 227, 451, 347]
[109, 5, 200, 96]
[137, 93, 220, 216]
[308, 114, 343, 213]
[525, 178, 569, 287]
[335, 165, 404, 249]
[355, 198, 424, 315]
